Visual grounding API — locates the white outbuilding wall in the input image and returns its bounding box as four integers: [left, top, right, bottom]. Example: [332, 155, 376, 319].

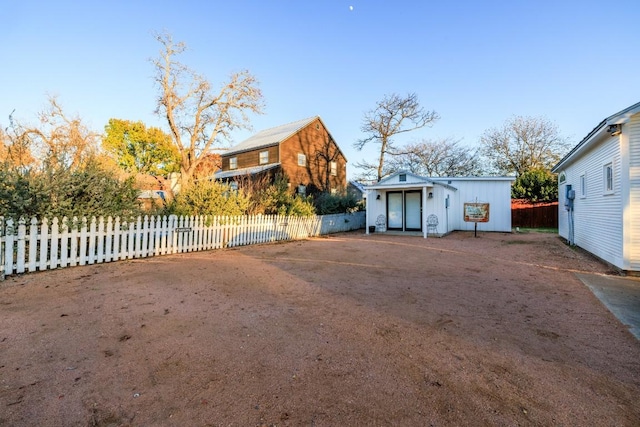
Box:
[436, 177, 514, 233]
[365, 172, 514, 236]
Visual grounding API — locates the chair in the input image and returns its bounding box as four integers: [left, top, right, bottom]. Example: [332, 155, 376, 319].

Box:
[375, 214, 386, 232]
[426, 214, 438, 236]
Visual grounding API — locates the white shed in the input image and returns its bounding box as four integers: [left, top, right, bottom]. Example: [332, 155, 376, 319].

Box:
[365, 171, 514, 238]
[551, 101, 640, 272]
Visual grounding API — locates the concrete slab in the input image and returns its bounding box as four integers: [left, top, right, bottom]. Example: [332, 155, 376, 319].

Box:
[576, 273, 640, 340]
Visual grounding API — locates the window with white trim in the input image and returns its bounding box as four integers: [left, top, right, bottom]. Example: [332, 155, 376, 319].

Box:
[579, 173, 586, 198]
[298, 153, 306, 167]
[604, 162, 613, 194]
[259, 151, 269, 164]
[229, 157, 237, 170]
[330, 161, 337, 176]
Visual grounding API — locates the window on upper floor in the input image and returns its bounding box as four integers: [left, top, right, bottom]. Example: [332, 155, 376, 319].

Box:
[399, 173, 407, 182]
[229, 157, 237, 170]
[604, 162, 613, 194]
[330, 161, 337, 176]
[298, 153, 306, 167]
[259, 151, 269, 164]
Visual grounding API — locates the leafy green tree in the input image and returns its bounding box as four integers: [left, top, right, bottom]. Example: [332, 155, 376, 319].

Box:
[511, 168, 558, 202]
[103, 118, 180, 175]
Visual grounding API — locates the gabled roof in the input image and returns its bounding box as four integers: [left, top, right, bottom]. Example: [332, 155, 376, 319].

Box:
[379, 170, 432, 185]
[348, 180, 369, 193]
[213, 163, 281, 180]
[223, 116, 319, 157]
[366, 170, 458, 191]
[552, 101, 640, 172]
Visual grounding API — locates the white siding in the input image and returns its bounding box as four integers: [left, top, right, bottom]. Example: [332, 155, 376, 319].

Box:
[562, 135, 623, 268]
[628, 113, 640, 269]
[365, 177, 513, 234]
[447, 179, 513, 232]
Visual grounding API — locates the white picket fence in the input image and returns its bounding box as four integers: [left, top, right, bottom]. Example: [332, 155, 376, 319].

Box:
[0, 212, 365, 278]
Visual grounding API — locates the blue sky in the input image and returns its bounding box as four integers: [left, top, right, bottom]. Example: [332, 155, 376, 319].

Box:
[2, 1, 639, 179]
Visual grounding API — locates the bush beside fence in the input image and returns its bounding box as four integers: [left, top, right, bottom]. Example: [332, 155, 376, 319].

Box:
[1, 212, 365, 278]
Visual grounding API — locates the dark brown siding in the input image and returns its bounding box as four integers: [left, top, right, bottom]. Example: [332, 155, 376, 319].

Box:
[220, 118, 347, 193]
[221, 145, 279, 170]
[279, 118, 347, 192]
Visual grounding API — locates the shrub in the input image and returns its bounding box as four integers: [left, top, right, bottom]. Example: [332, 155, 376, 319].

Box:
[313, 192, 362, 215]
[0, 160, 141, 220]
[166, 180, 250, 217]
[244, 173, 316, 217]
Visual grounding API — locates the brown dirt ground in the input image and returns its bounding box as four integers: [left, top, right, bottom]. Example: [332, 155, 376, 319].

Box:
[1, 230, 639, 426]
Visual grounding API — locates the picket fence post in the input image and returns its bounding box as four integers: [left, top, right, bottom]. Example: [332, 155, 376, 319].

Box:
[16, 218, 26, 274]
[39, 218, 49, 271]
[4, 219, 15, 276]
[28, 218, 38, 272]
[60, 217, 69, 268]
[50, 217, 60, 270]
[88, 217, 97, 265]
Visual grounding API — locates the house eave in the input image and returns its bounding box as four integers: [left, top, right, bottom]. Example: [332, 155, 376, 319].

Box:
[366, 181, 458, 191]
[552, 101, 640, 173]
[213, 163, 281, 180]
[222, 142, 279, 158]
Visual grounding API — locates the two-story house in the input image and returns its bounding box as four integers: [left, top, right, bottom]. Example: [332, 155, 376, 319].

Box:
[214, 116, 347, 195]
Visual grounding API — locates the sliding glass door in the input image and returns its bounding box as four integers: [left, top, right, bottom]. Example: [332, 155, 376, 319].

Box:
[386, 191, 422, 231]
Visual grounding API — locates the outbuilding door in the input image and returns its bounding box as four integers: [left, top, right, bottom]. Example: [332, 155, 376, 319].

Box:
[387, 191, 422, 231]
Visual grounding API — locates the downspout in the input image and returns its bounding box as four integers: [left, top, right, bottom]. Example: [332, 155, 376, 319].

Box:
[422, 186, 427, 238]
[445, 194, 450, 233]
[366, 189, 371, 235]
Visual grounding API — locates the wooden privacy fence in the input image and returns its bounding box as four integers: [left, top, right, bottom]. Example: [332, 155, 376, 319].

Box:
[511, 202, 558, 228]
[1, 212, 365, 278]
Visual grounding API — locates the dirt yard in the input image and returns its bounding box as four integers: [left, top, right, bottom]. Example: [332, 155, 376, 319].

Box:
[1, 230, 639, 426]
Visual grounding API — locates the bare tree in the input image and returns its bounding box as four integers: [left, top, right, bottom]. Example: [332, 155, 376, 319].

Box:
[152, 32, 264, 188]
[1, 96, 98, 171]
[352, 158, 391, 182]
[480, 115, 570, 176]
[387, 138, 482, 177]
[354, 93, 439, 181]
[1, 112, 34, 168]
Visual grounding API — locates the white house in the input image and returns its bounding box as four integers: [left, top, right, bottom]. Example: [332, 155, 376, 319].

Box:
[365, 171, 514, 238]
[551, 101, 640, 272]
